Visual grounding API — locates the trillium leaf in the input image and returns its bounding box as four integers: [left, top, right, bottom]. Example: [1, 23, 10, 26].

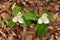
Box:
[42, 10, 53, 19]
[35, 23, 47, 36]
[8, 18, 15, 28]
[22, 17, 31, 27]
[13, 5, 22, 16]
[22, 10, 38, 21]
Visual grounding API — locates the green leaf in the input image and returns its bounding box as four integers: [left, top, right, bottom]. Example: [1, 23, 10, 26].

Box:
[8, 18, 15, 28]
[22, 10, 38, 21]
[42, 10, 53, 19]
[13, 5, 22, 16]
[23, 17, 31, 27]
[0, 20, 4, 25]
[35, 23, 47, 36]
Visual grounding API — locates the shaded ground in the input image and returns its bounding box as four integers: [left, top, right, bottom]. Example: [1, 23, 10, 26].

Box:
[0, 0, 60, 40]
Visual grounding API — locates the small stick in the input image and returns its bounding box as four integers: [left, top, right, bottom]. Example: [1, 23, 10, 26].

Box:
[22, 28, 27, 40]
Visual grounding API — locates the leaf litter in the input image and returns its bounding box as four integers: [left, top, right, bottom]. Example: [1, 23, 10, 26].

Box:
[0, 0, 60, 40]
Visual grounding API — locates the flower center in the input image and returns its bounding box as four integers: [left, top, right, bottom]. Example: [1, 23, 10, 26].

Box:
[41, 17, 44, 21]
[16, 16, 21, 19]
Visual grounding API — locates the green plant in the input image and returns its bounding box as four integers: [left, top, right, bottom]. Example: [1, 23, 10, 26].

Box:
[8, 5, 53, 36]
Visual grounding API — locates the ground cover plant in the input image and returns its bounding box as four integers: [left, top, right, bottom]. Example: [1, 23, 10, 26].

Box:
[0, 0, 60, 40]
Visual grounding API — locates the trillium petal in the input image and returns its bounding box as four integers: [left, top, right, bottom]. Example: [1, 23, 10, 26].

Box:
[17, 12, 22, 17]
[38, 18, 43, 24]
[12, 17, 18, 22]
[42, 13, 47, 18]
[18, 18, 23, 23]
[44, 18, 49, 24]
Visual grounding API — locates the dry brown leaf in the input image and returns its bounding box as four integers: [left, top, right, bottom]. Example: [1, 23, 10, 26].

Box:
[54, 5, 59, 11]
[55, 36, 60, 40]
[1, 13, 9, 19]
[53, 12, 59, 20]
[12, 3, 16, 10]
[57, 15, 60, 22]
[29, 23, 35, 29]
[2, 2, 11, 10]
[47, 25, 54, 30]
[49, 35, 54, 40]
[26, 35, 33, 40]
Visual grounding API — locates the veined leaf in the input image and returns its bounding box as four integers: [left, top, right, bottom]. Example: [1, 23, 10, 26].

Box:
[13, 5, 22, 16]
[22, 17, 31, 27]
[22, 10, 38, 21]
[8, 18, 15, 28]
[35, 23, 47, 36]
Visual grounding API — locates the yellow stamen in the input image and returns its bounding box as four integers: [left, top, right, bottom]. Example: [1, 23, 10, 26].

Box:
[16, 16, 20, 19]
[41, 17, 44, 21]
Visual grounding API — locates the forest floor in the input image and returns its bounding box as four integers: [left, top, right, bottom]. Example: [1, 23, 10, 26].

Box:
[0, 0, 60, 40]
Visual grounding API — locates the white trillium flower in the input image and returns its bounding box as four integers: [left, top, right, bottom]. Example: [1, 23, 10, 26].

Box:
[38, 13, 49, 24]
[12, 12, 23, 23]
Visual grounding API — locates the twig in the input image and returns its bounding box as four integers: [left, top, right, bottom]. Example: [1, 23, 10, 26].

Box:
[22, 28, 27, 40]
